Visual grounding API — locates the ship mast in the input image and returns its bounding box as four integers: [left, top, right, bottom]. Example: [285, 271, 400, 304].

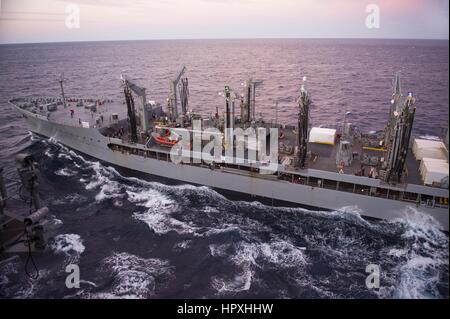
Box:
[223, 85, 235, 147]
[384, 72, 403, 147]
[59, 74, 67, 109]
[123, 79, 139, 144]
[240, 79, 262, 124]
[296, 77, 311, 169]
[168, 65, 187, 122]
[179, 77, 189, 117]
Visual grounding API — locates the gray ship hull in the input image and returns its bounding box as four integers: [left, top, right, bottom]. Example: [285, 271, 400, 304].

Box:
[12, 105, 449, 231]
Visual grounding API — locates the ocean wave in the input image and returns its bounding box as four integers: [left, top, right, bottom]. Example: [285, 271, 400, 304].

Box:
[51, 193, 88, 206]
[0, 256, 51, 299]
[49, 234, 86, 265]
[82, 252, 174, 299]
[210, 239, 308, 294]
[39, 138, 449, 299]
[380, 207, 449, 299]
[0, 256, 20, 289]
[55, 168, 78, 177]
[44, 148, 53, 158]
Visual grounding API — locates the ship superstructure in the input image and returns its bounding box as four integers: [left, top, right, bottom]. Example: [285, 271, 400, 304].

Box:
[8, 68, 449, 230]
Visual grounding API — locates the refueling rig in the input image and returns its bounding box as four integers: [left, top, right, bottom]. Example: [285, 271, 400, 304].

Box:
[8, 67, 449, 230]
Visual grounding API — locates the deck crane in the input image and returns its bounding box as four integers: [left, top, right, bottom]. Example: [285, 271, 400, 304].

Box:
[58, 73, 67, 109]
[240, 79, 262, 123]
[382, 92, 416, 184]
[121, 75, 139, 143]
[168, 65, 188, 122]
[296, 77, 311, 169]
[384, 72, 403, 147]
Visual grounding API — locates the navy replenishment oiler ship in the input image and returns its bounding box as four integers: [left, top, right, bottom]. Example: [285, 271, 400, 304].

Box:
[8, 67, 449, 231]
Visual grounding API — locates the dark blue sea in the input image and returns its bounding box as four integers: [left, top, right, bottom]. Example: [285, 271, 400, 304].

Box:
[0, 39, 448, 299]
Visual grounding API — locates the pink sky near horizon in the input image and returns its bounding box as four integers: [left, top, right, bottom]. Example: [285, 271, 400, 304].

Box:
[0, 0, 448, 44]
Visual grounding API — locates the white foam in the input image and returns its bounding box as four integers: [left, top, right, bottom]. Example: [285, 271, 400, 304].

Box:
[315, 205, 373, 227]
[209, 243, 230, 257]
[387, 248, 408, 258]
[133, 210, 197, 235]
[95, 182, 122, 202]
[203, 225, 242, 236]
[203, 206, 220, 214]
[50, 234, 85, 258]
[392, 254, 446, 299]
[382, 207, 449, 299]
[173, 240, 192, 251]
[210, 239, 307, 294]
[40, 217, 63, 230]
[84, 252, 174, 299]
[51, 150, 201, 237]
[394, 206, 445, 243]
[52, 194, 88, 206]
[44, 148, 53, 158]
[212, 270, 253, 294]
[113, 199, 123, 207]
[260, 240, 307, 268]
[55, 168, 77, 177]
[126, 188, 174, 209]
[127, 188, 199, 235]
[57, 153, 72, 160]
[47, 137, 58, 144]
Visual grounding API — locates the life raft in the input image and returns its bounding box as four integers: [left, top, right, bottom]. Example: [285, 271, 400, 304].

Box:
[154, 135, 178, 147]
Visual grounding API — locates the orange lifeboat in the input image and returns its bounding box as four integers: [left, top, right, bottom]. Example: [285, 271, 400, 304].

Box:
[152, 128, 179, 148]
[154, 135, 178, 147]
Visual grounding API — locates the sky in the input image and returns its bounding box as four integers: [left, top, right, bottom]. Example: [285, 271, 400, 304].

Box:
[0, 0, 448, 44]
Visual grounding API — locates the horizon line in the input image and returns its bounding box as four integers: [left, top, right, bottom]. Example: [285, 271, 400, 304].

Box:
[1, 36, 449, 46]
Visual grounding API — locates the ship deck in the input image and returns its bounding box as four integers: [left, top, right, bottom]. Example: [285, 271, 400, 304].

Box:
[277, 127, 425, 186]
[50, 100, 129, 128]
[10, 97, 129, 129]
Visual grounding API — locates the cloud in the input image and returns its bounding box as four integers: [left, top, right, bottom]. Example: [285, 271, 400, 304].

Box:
[0, 0, 448, 43]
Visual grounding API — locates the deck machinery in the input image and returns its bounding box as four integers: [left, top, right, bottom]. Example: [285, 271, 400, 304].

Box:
[296, 77, 312, 169]
[122, 70, 425, 189]
[168, 65, 189, 123]
[381, 73, 416, 184]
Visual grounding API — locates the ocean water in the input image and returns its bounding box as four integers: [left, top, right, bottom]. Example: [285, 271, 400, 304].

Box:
[0, 39, 448, 299]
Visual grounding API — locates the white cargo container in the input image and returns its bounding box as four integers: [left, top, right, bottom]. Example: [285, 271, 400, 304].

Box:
[412, 139, 448, 161]
[419, 157, 449, 186]
[308, 127, 336, 145]
[81, 121, 90, 128]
